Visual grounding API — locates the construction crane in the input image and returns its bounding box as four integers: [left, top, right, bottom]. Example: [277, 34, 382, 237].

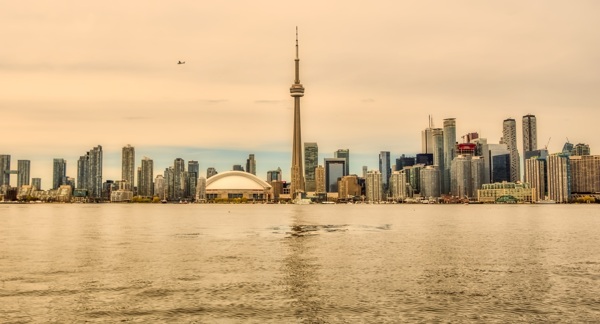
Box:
[545, 137, 551, 150]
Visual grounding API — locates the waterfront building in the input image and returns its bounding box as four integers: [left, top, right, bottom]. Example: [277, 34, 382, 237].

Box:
[154, 175, 166, 200]
[338, 175, 361, 201]
[196, 177, 207, 201]
[443, 118, 456, 195]
[324, 158, 346, 193]
[206, 167, 218, 178]
[77, 155, 88, 191]
[420, 166, 441, 199]
[174, 158, 185, 200]
[451, 155, 484, 199]
[334, 149, 350, 176]
[122, 145, 135, 190]
[471, 156, 485, 195]
[572, 143, 591, 156]
[267, 168, 282, 183]
[522, 114, 537, 153]
[408, 164, 425, 194]
[477, 182, 534, 203]
[315, 165, 325, 193]
[379, 151, 391, 193]
[17, 160, 30, 188]
[501, 118, 520, 182]
[366, 170, 383, 202]
[525, 156, 546, 202]
[304, 143, 318, 192]
[390, 170, 410, 201]
[487, 143, 511, 183]
[32, 178, 41, 190]
[52, 158, 67, 190]
[569, 155, 600, 194]
[246, 154, 256, 175]
[164, 167, 174, 201]
[139, 157, 153, 197]
[0, 154, 9, 187]
[76, 146, 103, 199]
[205, 171, 271, 201]
[472, 138, 490, 184]
[188, 160, 199, 199]
[547, 153, 571, 203]
[289, 28, 306, 197]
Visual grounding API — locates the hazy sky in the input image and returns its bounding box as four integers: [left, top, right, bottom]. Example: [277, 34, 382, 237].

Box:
[2, 1, 600, 187]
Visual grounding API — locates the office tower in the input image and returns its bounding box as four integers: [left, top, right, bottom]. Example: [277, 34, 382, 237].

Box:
[487, 143, 510, 183]
[304, 143, 318, 191]
[164, 167, 174, 201]
[501, 118, 520, 182]
[206, 167, 218, 178]
[138, 157, 153, 197]
[232, 165, 244, 171]
[420, 166, 441, 198]
[334, 149, 350, 176]
[362, 166, 367, 178]
[0, 154, 10, 187]
[246, 154, 256, 175]
[406, 164, 425, 194]
[315, 165, 325, 193]
[422, 128, 434, 154]
[53, 158, 67, 189]
[31, 178, 41, 190]
[572, 143, 590, 156]
[525, 157, 546, 202]
[122, 144, 135, 189]
[395, 155, 416, 171]
[472, 138, 490, 184]
[569, 155, 600, 194]
[338, 175, 361, 200]
[17, 160, 30, 188]
[432, 128, 444, 181]
[174, 158, 185, 200]
[154, 175, 165, 200]
[196, 176, 207, 201]
[267, 167, 282, 183]
[187, 161, 199, 199]
[471, 156, 485, 195]
[443, 118, 456, 195]
[366, 170, 383, 202]
[522, 115, 537, 153]
[547, 153, 571, 203]
[379, 151, 391, 192]
[324, 158, 346, 193]
[289, 28, 306, 196]
[416, 153, 433, 166]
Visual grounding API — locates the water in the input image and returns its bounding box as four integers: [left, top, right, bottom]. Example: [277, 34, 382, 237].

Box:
[1, 204, 599, 323]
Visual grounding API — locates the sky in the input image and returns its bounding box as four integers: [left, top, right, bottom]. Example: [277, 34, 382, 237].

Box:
[2, 1, 600, 188]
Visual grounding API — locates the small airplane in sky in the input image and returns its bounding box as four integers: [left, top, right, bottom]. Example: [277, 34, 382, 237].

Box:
[178, 61, 185, 64]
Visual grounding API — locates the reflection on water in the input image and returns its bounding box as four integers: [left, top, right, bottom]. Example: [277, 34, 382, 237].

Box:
[1, 204, 600, 322]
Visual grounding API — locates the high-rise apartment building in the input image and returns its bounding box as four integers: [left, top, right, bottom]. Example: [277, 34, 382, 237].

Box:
[174, 158, 185, 200]
[304, 143, 318, 192]
[154, 175, 165, 200]
[315, 165, 325, 194]
[17, 160, 30, 188]
[334, 149, 350, 176]
[451, 155, 484, 199]
[76, 146, 103, 198]
[267, 168, 282, 183]
[525, 156, 546, 202]
[139, 157, 153, 197]
[443, 118, 456, 195]
[324, 158, 346, 193]
[569, 155, 600, 194]
[432, 128, 444, 184]
[378, 151, 391, 193]
[246, 154, 256, 175]
[206, 167, 218, 178]
[164, 167, 174, 201]
[522, 115, 537, 153]
[501, 118, 520, 182]
[122, 145, 135, 190]
[366, 170, 383, 202]
[420, 166, 441, 198]
[0, 154, 10, 187]
[187, 160, 199, 199]
[53, 158, 67, 189]
[572, 143, 591, 156]
[390, 170, 409, 201]
[338, 175, 361, 200]
[547, 153, 571, 203]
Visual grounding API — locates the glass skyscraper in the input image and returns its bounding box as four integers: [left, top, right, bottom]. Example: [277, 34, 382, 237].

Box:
[53, 158, 67, 189]
[304, 143, 318, 192]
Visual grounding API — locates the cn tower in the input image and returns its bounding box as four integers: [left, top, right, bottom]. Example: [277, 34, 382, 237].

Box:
[290, 27, 305, 196]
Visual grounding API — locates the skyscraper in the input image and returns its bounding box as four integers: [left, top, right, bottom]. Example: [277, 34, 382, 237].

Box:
[547, 153, 571, 203]
[53, 158, 67, 189]
[77, 146, 103, 198]
[304, 142, 318, 192]
[17, 160, 30, 188]
[139, 157, 154, 197]
[246, 154, 256, 175]
[174, 158, 185, 200]
[334, 149, 350, 176]
[0, 154, 10, 187]
[324, 158, 346, 193]
[206, 167, 218, 178]
[366, 170, 383, 202]
[188, 160, 199, 199]
[379, 151, 391, 193]
[522, 115, 537, 153]
[442, 118, 456, 195]
[315, 165, 325, 193]
[420, 166, 441, 198]
[122, 145, 135, 189]
[289, 27, 305, 196]
[501, 118, 520, 182]
[525, 156, 546, 202]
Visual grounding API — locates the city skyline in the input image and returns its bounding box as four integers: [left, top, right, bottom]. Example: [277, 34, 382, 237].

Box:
[2, 1, 600, 185]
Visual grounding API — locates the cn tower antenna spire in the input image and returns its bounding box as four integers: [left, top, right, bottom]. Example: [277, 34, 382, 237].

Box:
[290, 27, 305, 197]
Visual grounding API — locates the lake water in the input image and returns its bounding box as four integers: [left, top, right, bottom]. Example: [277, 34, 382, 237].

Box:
[1, 204, 599, 323]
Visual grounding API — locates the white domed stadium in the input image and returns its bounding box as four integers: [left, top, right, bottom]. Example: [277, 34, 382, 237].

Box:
[205, 171, 272, 201]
